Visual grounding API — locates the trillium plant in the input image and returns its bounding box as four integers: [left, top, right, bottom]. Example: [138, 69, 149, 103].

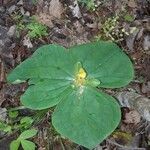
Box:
[7, 41, 134, 149]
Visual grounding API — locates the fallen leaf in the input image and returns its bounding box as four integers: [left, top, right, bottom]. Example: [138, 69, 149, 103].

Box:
[117, 91, 150, 121]
[0, 58, 5, 83]
[112, 131, 133, 145]
[35, 0, 64, 28]
[124, 110, 141, 124]
[49, 0, 63, 19]
[73, 20, 84, 33]
[35, 12, 54, 28]
[128, 0, 137, 8]
[69, 0, 82, 18]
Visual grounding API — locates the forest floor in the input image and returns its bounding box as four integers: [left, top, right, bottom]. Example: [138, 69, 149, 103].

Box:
[0, 0, 150, 150]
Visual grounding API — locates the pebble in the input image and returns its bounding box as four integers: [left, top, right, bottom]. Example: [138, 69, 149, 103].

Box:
[143, 35, 150, 54]
[0, 26, 8, 39]
[17, 0, 23, 5]
[20, 6, 25, 15]
[25, 11, 30, 16]
[8, 5, 16, 14]
[7, 25, 16, 37]
[0, 108, 7, 122]
[23, 35, 33, 48]
[0, 6, 5, 13]
[0, 18, 5, 26]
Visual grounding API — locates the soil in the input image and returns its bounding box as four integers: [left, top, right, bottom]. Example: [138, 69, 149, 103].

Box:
[0, 0, 150, 150]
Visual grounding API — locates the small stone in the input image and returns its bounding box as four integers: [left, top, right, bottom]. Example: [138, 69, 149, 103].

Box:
[8, 5, 16, 14]
[0, 26, 8, 39]
[23, 35, 33, 48]
[20, 6, 25, 15]
[0, 6, 5, 13]
[0, 26, 12, 54]
[143, 35, 150, 54]
[126, 28, 139, 51]
[17, 0, 23, 5]
[0, 108, 7, 122]
[0, 18, 5, 26]
[49, 0, 64, 19]
[148, 81, 150, 88]
[24, 11, 30, 16]
[3, 0, 15, 5]
[7, 25, 16, 37]
[23, 0, 35, 11]
[69, 0, 82, 18]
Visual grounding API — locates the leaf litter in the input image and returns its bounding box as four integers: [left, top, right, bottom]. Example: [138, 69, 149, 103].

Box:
[0, 0, 150, 149]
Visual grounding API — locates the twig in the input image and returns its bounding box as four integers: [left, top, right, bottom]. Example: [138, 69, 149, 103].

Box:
[59, 138, 66, 150]
[106, 139, 145, 150]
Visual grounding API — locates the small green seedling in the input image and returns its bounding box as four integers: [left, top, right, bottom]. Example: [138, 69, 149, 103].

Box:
[11, 13, 26, 37]
[96, 15, 131, 42]
[10, 129, 37, 150]
[0, 122, 12, 133]
[9, 111, 19, 119]
[12, 13, 48, 39]
[0, 111, 34, 134]
[7, 41, 134, 149]
[27, 20, 48, 39]
[19, 117, 34, 130]
[31, 0, 38, 4]
[124, 13, 135, 22]
[78, 0, 96, 11]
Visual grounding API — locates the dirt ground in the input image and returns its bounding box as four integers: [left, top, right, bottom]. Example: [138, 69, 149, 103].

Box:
[0, 0, 150, 150]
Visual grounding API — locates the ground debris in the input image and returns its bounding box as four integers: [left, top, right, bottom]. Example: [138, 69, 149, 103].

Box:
[35, 0, 64, 28]
[0, 0, 150, 149]
[23, 35, 33, 48]
[69, 0, 82, 19]
[123, 110, 141, 124]
[117, 91, 150, 122]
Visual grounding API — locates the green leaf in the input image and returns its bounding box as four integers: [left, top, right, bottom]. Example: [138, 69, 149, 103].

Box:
[21, 79, 72, 110]
[3, 125, 12, 132]
[21, 140, 36, 150]
[19, 129, 37, 140]
[70, 41, 134, 88]
[20, 117, 34, 129]
[10, 140, 20, 150]
[7, 44, 76, 110]
[9, 111, 18, 119]
[20, 117, 33, 125]
[0, 122, 12, 132]
[7, 41, 134, 148]
[52, 87, 121, 149]
[7, 42, 134, 110]
[124, 14, 134, 22]
[27, 21, 48, 39]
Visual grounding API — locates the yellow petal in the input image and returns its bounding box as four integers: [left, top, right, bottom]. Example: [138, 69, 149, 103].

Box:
[78, 68, 86, 79]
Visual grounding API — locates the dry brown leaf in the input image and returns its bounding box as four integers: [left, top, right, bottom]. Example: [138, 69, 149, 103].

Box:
[0, 58, 5, 83]
[49, 0, 63, 19]
[117, 91, 150, 122]
[128, 0, 137, 8]
[36, 0, 64, 28]
[73, 20, 84, 33]
[36, 13, 54, 28]
[124, 110, 141, 124]
[0, 91, 5, 106]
